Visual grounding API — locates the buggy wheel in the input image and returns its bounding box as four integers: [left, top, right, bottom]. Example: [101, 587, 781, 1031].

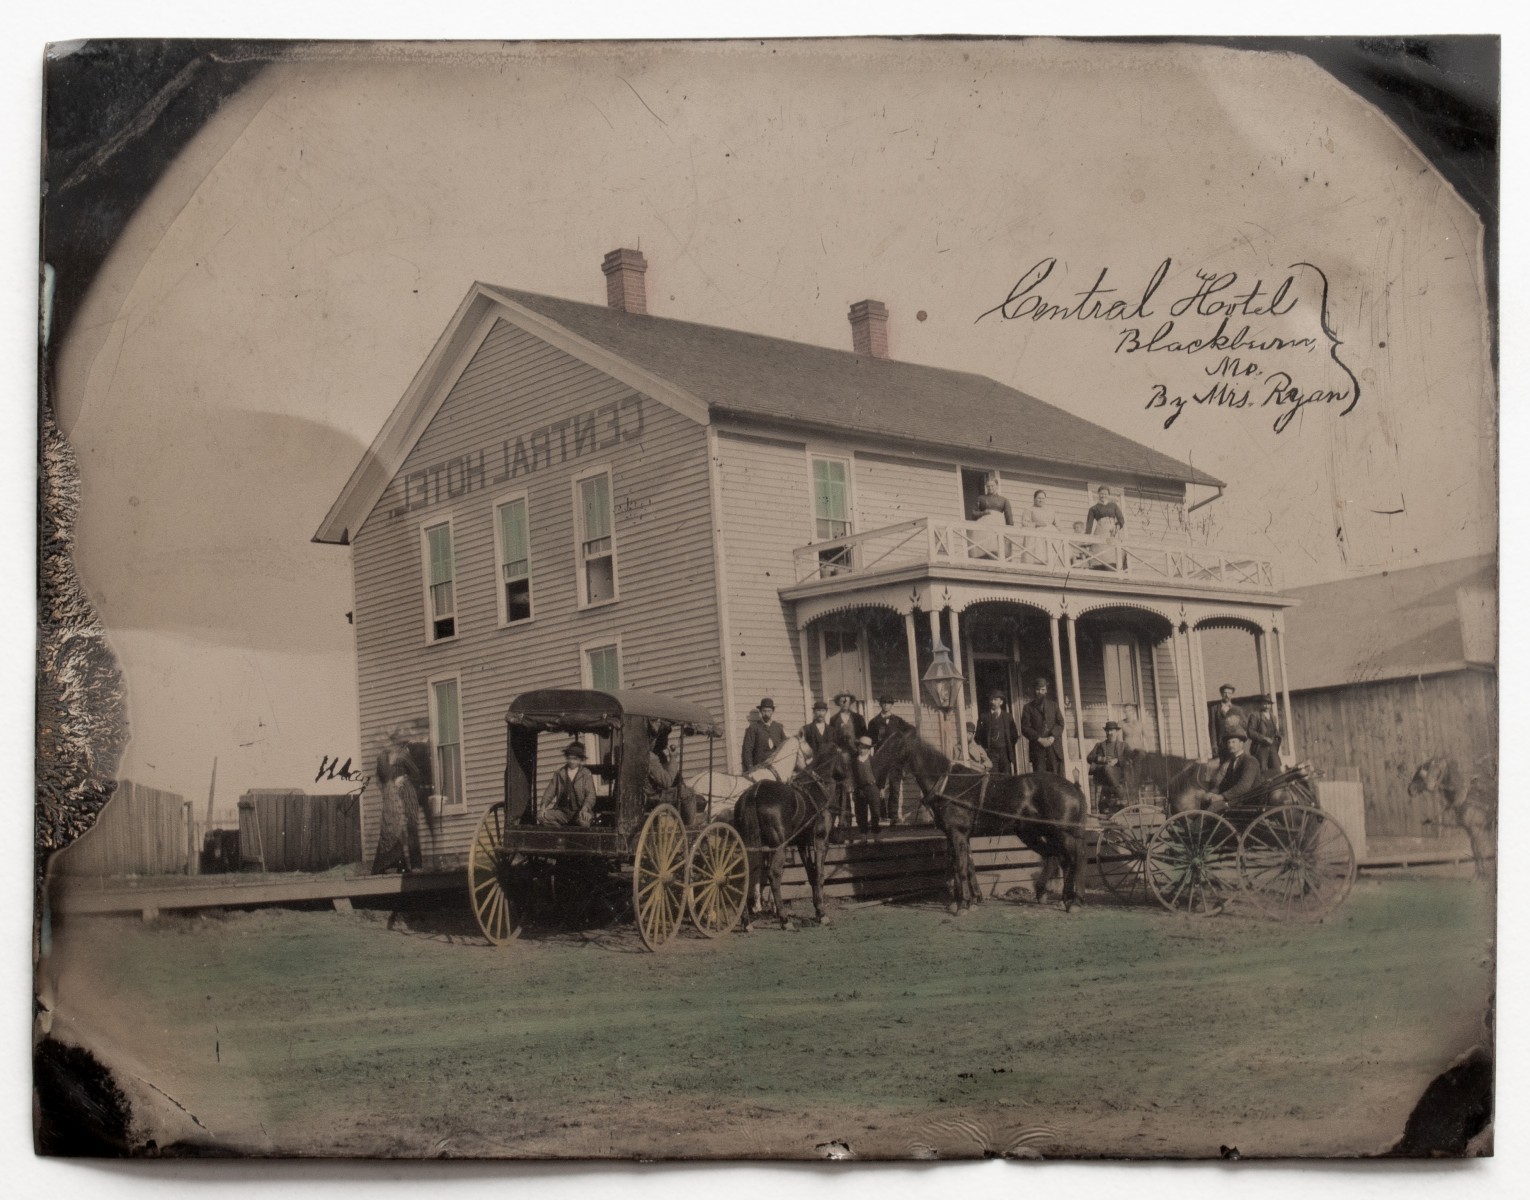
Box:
[1096, 805, 1164, 905]
[686, 821, 750, 937]
[1146, 810, 1241, 915]
[468, 803, 523, 945]
[633, 804, 688, 950]
[1240, 805, 1356, 920]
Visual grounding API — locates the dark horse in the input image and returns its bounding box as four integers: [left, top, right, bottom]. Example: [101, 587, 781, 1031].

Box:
[871, 730, 1088, 912]
[733, 744, 841, 929]
[1409, 755, 1496, 879]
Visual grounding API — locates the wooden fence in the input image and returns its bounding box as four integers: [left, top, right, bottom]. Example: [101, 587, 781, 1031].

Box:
[1291, 668, 1496, 838]
[53, 780, 192, 877]
[237, 791, 363, 873]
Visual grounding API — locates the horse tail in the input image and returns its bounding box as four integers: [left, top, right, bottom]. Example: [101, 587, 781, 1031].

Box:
[736, 784, 765, 893]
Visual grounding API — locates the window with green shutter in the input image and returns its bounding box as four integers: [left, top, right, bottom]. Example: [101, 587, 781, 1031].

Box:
[811, 456, 853, 573]
[431, 678, 464, 807]
[495, 497, 532, 623]
[586, 644, 620, 693]
[577, 471, 617, 604]
[423, 521, 456, 640]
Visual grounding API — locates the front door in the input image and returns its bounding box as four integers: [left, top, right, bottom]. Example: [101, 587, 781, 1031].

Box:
[819, 620, 869, 707]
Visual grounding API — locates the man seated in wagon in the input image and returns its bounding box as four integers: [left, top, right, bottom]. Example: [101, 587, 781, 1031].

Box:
[1087, 720, 1131, 812]
[647, 723, 703, 824]
[540, 740, 598, 827]
[1206, 731, 1263, 812]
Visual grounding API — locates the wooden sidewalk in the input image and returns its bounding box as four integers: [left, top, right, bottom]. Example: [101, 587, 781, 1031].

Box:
[47, 825, 1482, 917]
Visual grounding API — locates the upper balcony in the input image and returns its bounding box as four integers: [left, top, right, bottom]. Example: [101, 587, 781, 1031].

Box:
[785, 518, 1278, 597]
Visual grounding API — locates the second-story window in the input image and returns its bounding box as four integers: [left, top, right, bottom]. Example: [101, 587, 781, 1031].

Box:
[423, 520, 456, 641]
[812, 456, 853, 572]
[495, 496, 533, 624]
[577, 471, 617, 605]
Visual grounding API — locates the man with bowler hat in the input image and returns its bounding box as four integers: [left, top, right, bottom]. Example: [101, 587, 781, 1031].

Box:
[742, 698, 787, 772]
[540, 741, 597, 827]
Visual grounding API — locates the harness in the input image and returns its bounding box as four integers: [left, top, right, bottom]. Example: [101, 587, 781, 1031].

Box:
[913, 767, 1084, 833]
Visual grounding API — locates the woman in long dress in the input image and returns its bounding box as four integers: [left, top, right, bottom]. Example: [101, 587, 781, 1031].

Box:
[969, 474, 1013, 558]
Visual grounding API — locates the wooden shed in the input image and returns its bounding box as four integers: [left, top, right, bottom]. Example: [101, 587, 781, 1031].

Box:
[1206, 556, 1496, 838]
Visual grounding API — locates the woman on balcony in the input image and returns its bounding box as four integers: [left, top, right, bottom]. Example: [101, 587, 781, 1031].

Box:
[969, 474, 1014, 559]
[1020, 489, 1060, 564]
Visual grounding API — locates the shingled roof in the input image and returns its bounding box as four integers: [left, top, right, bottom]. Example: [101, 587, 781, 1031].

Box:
[486, 286, 1220, 488]
[1280, 556, 1497, 690]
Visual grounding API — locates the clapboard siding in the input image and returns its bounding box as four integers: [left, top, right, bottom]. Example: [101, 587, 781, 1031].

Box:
[855, 452, 963, 528]
[352, 318, 721, 864]
[1290, 669, 1496, 838]
[714, 429, 814, 762]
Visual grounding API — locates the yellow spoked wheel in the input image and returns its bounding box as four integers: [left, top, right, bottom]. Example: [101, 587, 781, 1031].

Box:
[633, 804, 688, 951]
[1096, 805, 1164, 906]
[468, 803, 522, 946]
[1240, 805, 1356, 920]
[1146, 809, 1241, 916]
[686, 821, 750, 938]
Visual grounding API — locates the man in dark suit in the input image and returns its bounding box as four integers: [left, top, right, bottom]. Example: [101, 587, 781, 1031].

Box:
[828, 691, 868, 749]
[1209, 684, 1248, 756]
[1087, 720, 1131, 812]
[974, 692, 1019, 774]
[741, 697, 787, 772]
[1021, 678, 1066, 775]
[800, 700, 832, 754]
[1209, 731, 1262, 809]
[823, 693, 866, 843]
[1245, 695, 1283, 774]
[867, 696, 912, 825]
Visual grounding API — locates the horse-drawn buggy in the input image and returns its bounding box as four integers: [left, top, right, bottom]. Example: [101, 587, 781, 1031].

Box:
[468, 687, 839, 949]
[468, 688, 757, 948]
[1095, 758, 1358, 918]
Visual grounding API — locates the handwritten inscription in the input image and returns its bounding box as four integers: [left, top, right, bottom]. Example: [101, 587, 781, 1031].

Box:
[317, 755, 371, 792]
[977, 257, 1360, 433]
[389, 394, 646, 516]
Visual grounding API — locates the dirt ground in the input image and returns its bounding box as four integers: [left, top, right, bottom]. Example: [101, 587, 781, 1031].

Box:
[38, 872, 1494, 1160]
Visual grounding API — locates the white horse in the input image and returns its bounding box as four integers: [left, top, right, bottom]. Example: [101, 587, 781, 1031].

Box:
[685, 737, 808, 820]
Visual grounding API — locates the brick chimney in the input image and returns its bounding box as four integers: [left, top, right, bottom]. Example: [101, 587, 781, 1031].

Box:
[602, 248, 648, 315]
[848, 299, 889, 358]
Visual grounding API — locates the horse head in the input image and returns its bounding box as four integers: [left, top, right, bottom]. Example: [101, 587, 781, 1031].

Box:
[1408, 756, 1457, 799]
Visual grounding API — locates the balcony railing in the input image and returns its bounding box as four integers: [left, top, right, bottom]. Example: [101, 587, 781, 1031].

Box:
[790, 518, 1277, 592]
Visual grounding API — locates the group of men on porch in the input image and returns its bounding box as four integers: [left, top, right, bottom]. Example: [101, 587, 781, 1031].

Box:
[737, 678, 1285, 833]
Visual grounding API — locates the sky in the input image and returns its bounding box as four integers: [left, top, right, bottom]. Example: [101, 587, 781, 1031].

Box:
[50, 38, 1496, 813]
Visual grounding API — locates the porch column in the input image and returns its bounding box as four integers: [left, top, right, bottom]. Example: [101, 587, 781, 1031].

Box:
[904, 610, 922, 733]
[1188, 626, 1210, 758]
[928, 608, 948, 755]
[1275, 623, 1298, 758]
[948, 606, 969, 756]
[797, 624, 814, 724]
[1173, 626, 1194, 757]
[1048, 614, 1072, 780]
[1065, 614, 1086, 759]
[1253, 630, 1270, 697]
[1149, 637, 1167, 752]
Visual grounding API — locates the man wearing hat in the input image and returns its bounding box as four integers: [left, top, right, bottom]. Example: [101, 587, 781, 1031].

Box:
[963, 722, 993, 772]
[975, 691, 1020, 775]
[868, 696, 912, 825]
[1209, 684, 1248, 756]
[1021, 678, 1066, 775]
[1209, 731, 1262, 810]
[799, 700, 833, 755]
[850, 735, 883, 838]
[741, 698, 787, 773]
[1087, 721, 1131, 812]
[828, 691, 868, 751]
[826, 693, 867, 841]
[1245, 695, 1283, 774]
[540, 741, 597, 827]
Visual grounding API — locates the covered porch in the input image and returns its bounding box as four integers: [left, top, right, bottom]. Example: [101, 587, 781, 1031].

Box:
[783, 574, 1299, 805]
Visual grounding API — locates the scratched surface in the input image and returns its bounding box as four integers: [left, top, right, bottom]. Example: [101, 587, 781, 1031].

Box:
[37, 37, 1496, 1159]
